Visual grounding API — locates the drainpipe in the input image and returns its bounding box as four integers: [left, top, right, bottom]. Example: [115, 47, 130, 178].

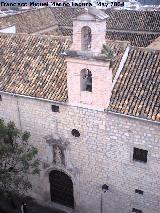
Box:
[13, 94, 22, 131]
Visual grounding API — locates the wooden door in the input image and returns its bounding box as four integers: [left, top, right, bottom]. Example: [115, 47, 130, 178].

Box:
[49, 170, 74, 208]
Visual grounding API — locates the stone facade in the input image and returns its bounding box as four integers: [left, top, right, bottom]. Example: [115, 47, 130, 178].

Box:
[0, 7, 159, 213]
[0, 92, 160, 213]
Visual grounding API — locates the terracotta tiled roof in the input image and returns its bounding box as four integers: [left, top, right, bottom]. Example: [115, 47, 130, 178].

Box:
[41, 28, 72, 37]
[59, 28, 73, 36]
[50, 7, 84, 27]
[106, 31, 160, 47]
[0, 33, 71, 101]
[105, 10, 160, 32]
[0, 8, 58, 34]
[147, 36, 160, 50]
[53, 28, 160, 48]
[51, 8, 160, 33]
[0, 21, 12, 30]
[40, 28, 62, 36]
[0, 34, 125, 103]
[105, 9, 160, 47]
[0, 7, 84, 35]
[0, 8, 160, 48]
[109, 47, 160, 122]
[106, 40, 129, 78]
[0, 34, 159, 122]
[49, 7, 84, 37]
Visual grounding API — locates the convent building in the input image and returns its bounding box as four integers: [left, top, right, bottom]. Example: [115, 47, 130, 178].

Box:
[0, 7, 160, 213]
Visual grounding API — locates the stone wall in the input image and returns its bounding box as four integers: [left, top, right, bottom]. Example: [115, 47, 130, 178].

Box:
[0, 93, 160, 213]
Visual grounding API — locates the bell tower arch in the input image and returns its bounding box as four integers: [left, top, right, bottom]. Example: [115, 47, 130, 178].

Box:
[81, 26, 92, 51]
[65, 8, 113, 110]
[71, 8, 109, 54]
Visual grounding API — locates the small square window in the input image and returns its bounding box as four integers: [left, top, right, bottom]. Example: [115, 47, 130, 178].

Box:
[133, 147, 148, 163]
[132, 208, 142, 213]
[135, 189, 143, 195]
[51, 105, 59, 112]
[0, 95, 2, 101]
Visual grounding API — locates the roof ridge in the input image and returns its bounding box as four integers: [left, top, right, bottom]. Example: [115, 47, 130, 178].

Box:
[0, 32, 71, 41]
[48, 7, 59, 26]
[106, 39, 130, 44]
[131, 46, 160, 52]
[105, 8, 160, 13]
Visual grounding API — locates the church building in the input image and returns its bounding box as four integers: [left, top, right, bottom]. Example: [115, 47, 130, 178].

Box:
[0, 7, 160, 213]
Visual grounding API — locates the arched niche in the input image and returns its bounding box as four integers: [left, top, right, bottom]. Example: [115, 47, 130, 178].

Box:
[81, 26, 92, 51]
[80, 68, 92, 92]
[53, 144, 65, 166]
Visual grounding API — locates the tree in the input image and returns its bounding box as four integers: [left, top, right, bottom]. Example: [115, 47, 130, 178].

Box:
[0, 119, 40, 195]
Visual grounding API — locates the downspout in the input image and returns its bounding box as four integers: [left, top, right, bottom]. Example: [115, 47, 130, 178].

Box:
[13, 94, 22, 131]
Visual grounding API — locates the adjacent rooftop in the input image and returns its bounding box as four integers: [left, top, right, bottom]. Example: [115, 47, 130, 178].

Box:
[0, 33, 159, 122]
[0, 7, 160, 47]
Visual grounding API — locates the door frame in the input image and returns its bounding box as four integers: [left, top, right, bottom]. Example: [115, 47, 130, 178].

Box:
[44, 166, 80, 213]
[49, 169, 74, 208]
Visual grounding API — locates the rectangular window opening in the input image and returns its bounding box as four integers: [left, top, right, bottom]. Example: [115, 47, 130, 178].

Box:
[51, 105, 59, 112]
[133, 147, 148, 163]
[132, 208, 142, 213]
[135, 189, 143, 195]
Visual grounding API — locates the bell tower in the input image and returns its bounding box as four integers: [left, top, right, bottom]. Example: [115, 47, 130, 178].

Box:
[65, 8, 113, 110]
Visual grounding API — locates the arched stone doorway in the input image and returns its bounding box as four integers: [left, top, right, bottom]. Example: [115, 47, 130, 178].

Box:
[49, 170, 74, 209]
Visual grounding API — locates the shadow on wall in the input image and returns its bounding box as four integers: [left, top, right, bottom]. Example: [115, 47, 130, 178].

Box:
[0, 193, 66, 213]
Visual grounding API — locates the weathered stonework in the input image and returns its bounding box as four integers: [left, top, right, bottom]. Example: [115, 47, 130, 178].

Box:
[0, 8, 159, 213]
[0, 93, 159, 213]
